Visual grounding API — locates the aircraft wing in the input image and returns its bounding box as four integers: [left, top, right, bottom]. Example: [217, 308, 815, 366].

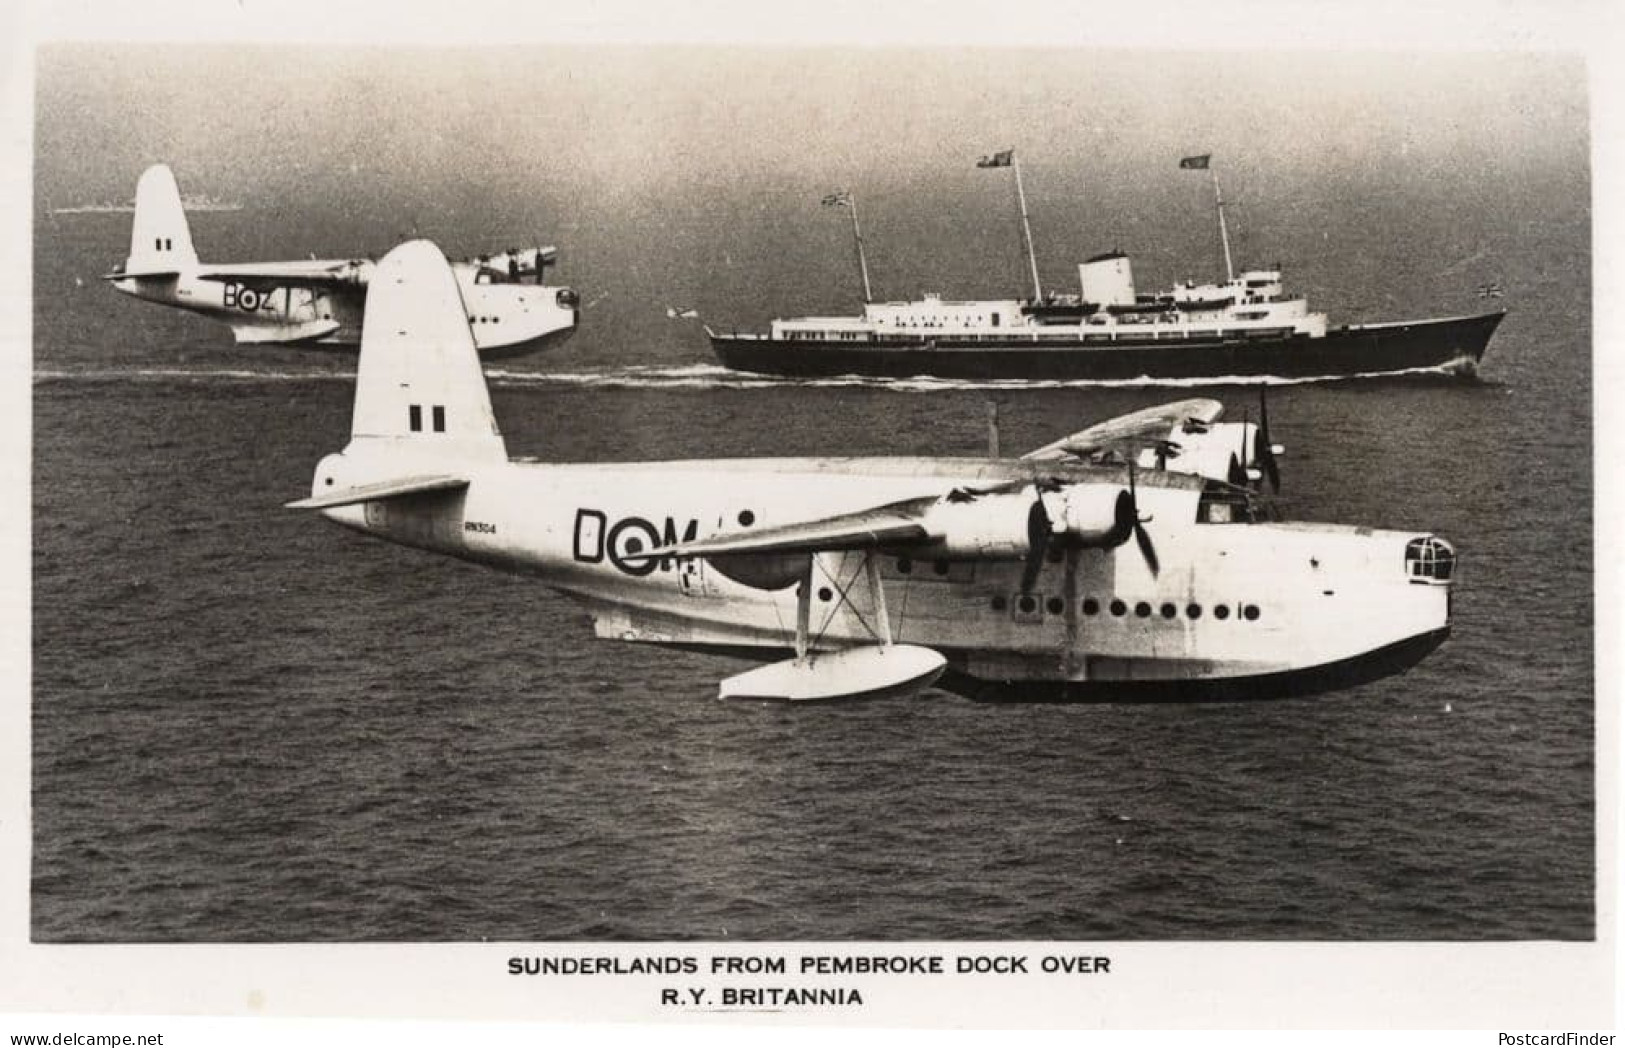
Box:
[195, 259, 369, 289]
[652, 495, 940, 558]
[1022, 398, 1225, 461]
[652, 476, 1138, 578]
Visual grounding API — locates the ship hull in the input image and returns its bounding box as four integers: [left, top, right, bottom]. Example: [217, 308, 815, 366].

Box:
[710, 310, 1505, 382]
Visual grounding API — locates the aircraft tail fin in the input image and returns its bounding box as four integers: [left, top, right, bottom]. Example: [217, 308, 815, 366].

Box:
[346, 239, 507, 463]
[124, 165, 199, 276]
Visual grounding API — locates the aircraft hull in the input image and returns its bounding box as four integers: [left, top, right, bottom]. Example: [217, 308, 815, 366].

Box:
[938, 627, 1451, 703]
[709, 310, 1505, 382]
[321, 457, 1455, 703]
[641, 628, 1448, 703]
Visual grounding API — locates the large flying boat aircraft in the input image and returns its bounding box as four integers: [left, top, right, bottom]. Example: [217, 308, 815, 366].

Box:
[104, 165, 578, 357]
[288, 240, 1457, 703]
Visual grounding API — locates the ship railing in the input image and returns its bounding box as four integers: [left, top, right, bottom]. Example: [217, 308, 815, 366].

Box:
[757, 322, 1311, 345]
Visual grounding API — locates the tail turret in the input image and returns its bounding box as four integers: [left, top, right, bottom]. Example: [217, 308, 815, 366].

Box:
[123, 165, 198, 276]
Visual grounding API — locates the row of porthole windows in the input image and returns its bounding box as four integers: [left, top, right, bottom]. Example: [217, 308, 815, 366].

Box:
[768, 541, 1265, 622]
[896, 557, 951, 576]
[802, 584, 1263, 623]
[990, 594, 1263, 621]
[470, 315, 502, 324]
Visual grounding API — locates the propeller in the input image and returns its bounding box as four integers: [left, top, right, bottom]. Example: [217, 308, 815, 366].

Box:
[1127, 460, 1159, 577]
[1018, 477, 1073, 595]
[1017, 473, 1154, 594]
[1135, 514, 1159, 577]
[1019, 497, 1052, 595]
[1227, 451, 1247, 487]
[1254, 385, 1281, 493]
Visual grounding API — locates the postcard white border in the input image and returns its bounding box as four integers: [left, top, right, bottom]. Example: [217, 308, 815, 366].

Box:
[2, 0, 1618, 1035]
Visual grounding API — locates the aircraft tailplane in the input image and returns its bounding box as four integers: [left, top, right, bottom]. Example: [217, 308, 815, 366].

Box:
[125, 164, 199, 275]
[346, 239, 507, 464]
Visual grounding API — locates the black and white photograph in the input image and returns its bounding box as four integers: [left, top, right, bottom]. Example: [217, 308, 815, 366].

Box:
[5, 0, 1618, 1036]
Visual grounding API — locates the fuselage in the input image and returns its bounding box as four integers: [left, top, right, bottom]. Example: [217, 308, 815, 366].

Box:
[311, 455, 1454, 701]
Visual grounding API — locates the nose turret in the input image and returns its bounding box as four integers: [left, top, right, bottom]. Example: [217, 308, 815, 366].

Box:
[1404, 535, 1457, 585]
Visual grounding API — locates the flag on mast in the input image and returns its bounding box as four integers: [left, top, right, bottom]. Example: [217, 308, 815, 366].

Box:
[821, 190, 853, 207]
[976, 150, 1015, 168]
[1179, 154, 1212, 170]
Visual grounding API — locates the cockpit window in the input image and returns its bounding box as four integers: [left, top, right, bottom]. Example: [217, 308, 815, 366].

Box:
[1197, 484, 1256, 524]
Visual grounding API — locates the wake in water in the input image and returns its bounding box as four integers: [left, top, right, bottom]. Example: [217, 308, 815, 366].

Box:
[33, 365, 354, 385]
[33, 360, 1476, 391]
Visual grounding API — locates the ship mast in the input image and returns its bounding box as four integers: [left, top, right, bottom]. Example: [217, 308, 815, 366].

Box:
[822, 189, 873, 303]
[1211, 164, 1235, 282]
[849, 193, 874, 304]
[1012, 152, 1043, 301]
[979, 149, 1042, 301]
[1182, 154, 1236, 283]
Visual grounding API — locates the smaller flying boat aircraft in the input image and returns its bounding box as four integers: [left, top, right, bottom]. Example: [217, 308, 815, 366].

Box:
[104, 165, 579, 357]
[290, 240, 1459, 703]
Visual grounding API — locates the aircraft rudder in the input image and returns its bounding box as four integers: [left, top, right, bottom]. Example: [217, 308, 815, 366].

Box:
[125, 164, 198, 274]
[348, 239, 507, 463]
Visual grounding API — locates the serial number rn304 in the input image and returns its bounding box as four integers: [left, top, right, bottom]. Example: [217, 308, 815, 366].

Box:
[464, 521, 497, 534]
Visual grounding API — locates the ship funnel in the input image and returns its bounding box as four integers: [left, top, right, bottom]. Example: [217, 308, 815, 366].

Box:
[1080, 252, 1135, 307]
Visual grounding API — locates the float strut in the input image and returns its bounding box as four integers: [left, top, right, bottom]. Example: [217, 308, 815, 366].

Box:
[865, 554, 893, 647]
[795, 556, 814, 658]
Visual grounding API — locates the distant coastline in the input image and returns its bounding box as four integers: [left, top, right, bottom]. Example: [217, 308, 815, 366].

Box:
[50, 196, 242, 215]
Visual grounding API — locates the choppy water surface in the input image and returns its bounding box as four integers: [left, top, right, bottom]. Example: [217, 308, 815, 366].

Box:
[31, 47, 1592, 941]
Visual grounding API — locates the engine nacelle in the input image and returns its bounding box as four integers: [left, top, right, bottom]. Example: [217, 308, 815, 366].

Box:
[1042, 485, 1135, 547]
[332, 259, 373, 288]
[916, 491, 1039, 559]
[1146, 420, 1275, 484]
[912, 483, 1135, 560]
